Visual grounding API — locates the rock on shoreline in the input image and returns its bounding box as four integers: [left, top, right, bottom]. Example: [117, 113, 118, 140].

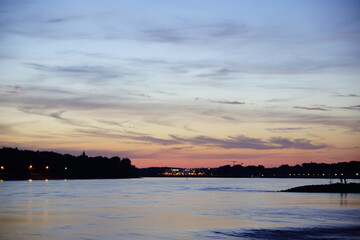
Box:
[282, 183, 360, 193]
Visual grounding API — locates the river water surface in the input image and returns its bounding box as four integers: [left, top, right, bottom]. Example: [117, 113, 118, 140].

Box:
[1, 178, 359, 239]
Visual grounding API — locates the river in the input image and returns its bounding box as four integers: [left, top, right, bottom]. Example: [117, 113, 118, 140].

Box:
[1, 178, 359, 239]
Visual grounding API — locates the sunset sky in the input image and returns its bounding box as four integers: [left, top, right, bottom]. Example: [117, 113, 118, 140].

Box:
[0, 0, 359, 168]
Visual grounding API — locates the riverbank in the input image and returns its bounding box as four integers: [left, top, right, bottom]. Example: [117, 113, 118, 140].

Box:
[282, 183, 360, 193]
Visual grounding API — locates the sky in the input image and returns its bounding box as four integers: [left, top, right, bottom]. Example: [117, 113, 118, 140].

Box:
[0, 0, 359, 168]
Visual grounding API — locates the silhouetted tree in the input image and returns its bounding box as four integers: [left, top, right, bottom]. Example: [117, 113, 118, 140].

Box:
[0, 147, 138, 180]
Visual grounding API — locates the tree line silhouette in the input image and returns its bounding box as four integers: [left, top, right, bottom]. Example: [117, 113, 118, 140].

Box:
[214, 162, 360, 178]
[0, 147, 138, 180]
[1, 147, 359, 180]
[140, 162, 360, 179]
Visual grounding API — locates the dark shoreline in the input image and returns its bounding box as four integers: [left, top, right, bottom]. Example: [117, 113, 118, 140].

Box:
[2, 147, 360, 180]
[282, 183, 360, 193]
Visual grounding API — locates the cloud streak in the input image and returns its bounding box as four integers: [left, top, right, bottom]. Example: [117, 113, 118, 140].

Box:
[212, 100, 246, 105]
[139, 22, 249, 44]
[169, 135, 329, 150]
[5, 85, 25, 94]
[341, 105, 360, 111]
[127, 92, 152, 99]
[334, 94, 360, 98]
[45, 15, 84, 24]
[294, 106, 329, 111]
[17, 106, 83, 126]
[73, 125, 330, 150]
[267, 127, 306, 132]
[25, 63, 120, 83]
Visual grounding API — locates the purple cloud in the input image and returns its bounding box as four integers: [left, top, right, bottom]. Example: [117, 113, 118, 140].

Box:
[269, 137, 328, 150]
[341, 105, 360, 111]
[168, 135, 328, 150]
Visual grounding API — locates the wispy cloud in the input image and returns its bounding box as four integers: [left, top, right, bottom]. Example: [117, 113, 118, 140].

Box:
[127, 57, 173, 65]
[211, 100, 246, 105]
[269, 137, 328, 150]
[132, 135, 181, 146]
[259, 84, 324, 92]
[25, 63, 120, 83]
[341, 105, 360, 111]
[294, 106, 329, 111]
[266, 98, 295, 103]
[127, 92, 152, 99]
[60, 50, 118, 60]
[169, 134, 329, 150]
[139, 22, 249, 44]
[334, 94, 360, 98]
[73, 125, 330, 150]
[198, 68, 239, 78]
[3, 85, 357, 133]
[5, 85, 25, 94]
[267, 127, 306, 132]
[0, 123, 15, 134]
[221, 116, 238, 121]
[96, 119, 130, 127]
[17, 105, 84, 127]
[45, 15, 84, 24]
[183, 125, 197, 132]
[77, 128, 181, 146]
[1, 91, 119, 111]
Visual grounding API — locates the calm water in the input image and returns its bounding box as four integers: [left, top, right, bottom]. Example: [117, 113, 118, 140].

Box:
[1, 178, 359, 240]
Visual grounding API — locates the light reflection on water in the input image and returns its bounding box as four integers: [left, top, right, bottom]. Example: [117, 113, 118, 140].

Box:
[0, 178, 359, 240]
